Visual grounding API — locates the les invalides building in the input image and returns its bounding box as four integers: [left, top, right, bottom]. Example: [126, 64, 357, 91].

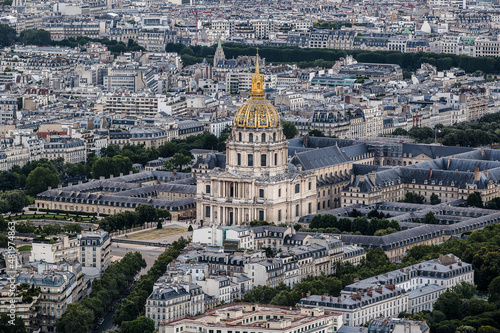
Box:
[196, 54, 317, 226]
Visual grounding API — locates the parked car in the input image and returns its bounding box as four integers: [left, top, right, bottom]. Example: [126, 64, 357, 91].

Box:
[98, 318, 105, 325]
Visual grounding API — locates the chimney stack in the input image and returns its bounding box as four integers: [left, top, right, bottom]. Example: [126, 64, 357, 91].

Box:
[429, 168, 433, 179]
[368, 171, 376, 184]
[474, 167, 480, 181]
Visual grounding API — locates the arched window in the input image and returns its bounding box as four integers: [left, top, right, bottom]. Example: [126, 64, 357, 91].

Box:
[261, 133, 266, 142]
[274, 153, 278, 166]
[248, 154, 253, 166]
[273, 133, 276, 141]
[261, 154, 267, 166]
[237, 153, 241, 166]
[238, 132, 242, 141]
[249, 133, 253, 143]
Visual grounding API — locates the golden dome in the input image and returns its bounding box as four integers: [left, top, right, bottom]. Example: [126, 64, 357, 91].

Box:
[233, 52, 280, 128]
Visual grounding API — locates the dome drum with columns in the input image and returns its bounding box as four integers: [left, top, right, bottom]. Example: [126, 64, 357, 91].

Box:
[196, 52, 317, 226]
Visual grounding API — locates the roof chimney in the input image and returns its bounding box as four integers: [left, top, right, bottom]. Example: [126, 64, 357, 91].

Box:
[474, 167, 480, 181]
[368, 171, 376, 184]
[429, 168, 433, 179]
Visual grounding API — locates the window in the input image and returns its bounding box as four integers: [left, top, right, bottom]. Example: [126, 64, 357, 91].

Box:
[259, 189, 264, 197]
[259, 210, 264, 221]
[248, 154, 253, 166]
[295, 205, 299, 216]
[274, 153, 277, 165]
[249, 133, 253, 142]
[308, 202, 311, 214]
[261, 154, 266, 166]
[261, 133, 266, 142]
[237, 153, 241, 166]
[205, 206, 211, 218]
[278, 188, 281, 197]
[278, 210, 282, 221]
[239, 132, 242, 141]
[295, 184, 300, 193]
[273, 133, 276, 141]
[308, 182, 312, 190]
[206, 185, 211, 194]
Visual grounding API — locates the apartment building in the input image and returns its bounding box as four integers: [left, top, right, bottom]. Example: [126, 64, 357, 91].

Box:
[102, 94, 168, 117]
[160, 304, 343, 333]
[196, 276, 238, 303]
[43, 137, 87, 164]
[300, 254, 472, 326]
[78, 231, 111, 279]
[0, 97, 19, 122]
[145, 283, 205, 327]
[29, 234, 80, 264]
[16, 261, 86, 332]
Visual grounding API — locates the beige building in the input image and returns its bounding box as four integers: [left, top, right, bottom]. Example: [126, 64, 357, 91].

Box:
[197, 55, 317, 225]
[160, 303, 344, 333]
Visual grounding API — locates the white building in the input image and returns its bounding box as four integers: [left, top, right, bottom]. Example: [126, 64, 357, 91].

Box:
[78, 231, 111, 278]
[29, 234, 80, 264]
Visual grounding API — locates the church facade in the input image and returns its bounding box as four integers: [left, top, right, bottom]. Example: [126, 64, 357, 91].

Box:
[196, 54, 317, 226]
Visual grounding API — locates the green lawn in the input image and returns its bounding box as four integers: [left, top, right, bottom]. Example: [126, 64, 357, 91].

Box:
[18, 245, 32, 251]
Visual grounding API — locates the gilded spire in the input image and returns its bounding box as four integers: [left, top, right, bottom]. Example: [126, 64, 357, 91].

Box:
[250, 49, 264, 99]
[255, 48, 259, 75]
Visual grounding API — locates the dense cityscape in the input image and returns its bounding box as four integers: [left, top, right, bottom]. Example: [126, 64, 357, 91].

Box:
[0, 0, 500, 333]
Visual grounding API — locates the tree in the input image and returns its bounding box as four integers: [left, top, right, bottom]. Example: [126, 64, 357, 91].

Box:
[136, 204, 158, 224]
[0, 233, 8, 248]
[487, 276, 500, 304]
[282, 121, 298, 139]
[308, 129, 325, 137]
[120, 316, 155, 333]
[478, 327, 500, 333]
[402, 192, 425, 204]
[63, 223, 83, 234]
[26, 166, 60, 196]
[156, 221, 162, 229]
[452, 282, 477, 299]
[467, 192, 483, 208]
[55, 303, 94, 333]
[430, 193, 441, 205]
[0, 313, 26, 333]
[423, 211, 438, 224]
[188, 225, 193, 231]
[0, 24, 17, 47]
[433, 292, 462, 320]
[171, 153, 192, 172]
[19, 29, 51, 46]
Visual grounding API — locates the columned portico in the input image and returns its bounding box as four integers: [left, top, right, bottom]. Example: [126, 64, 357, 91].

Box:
[196, 53, 317, 226]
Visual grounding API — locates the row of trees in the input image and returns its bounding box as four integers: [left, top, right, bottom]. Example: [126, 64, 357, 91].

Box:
[113, 237, 190, 327]
[55, 251, 147, 333]
[393, 112, 500, 147]
[0, 129, 229, 198]
[243, 247, 398, 306]
[307, 214, 401, 236]
[0, 25, 145, 55]
[402, 280, 500, 333]
[402, 223, 500, 290]
[166, 42, 500, 73]
[98, 205, 171, 232]
[13, 221, 83, 235]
